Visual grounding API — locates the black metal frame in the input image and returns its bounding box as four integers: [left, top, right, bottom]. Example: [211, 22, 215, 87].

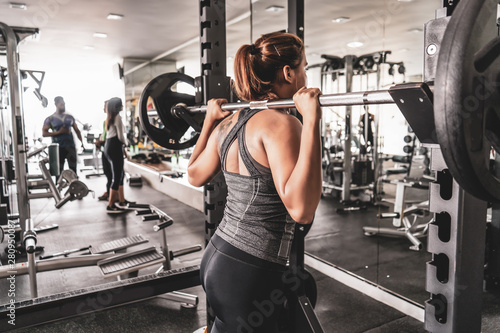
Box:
[288, 0, 304, 41]
[0, 266, 200, 331]
[425, 146, 487, 333]
[198, 0, 231, 328]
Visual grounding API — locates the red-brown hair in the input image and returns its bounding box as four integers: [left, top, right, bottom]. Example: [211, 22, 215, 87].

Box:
[233, 32, 304, 102]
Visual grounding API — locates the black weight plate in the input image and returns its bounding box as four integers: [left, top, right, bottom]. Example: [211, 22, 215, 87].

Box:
[139, 73, 202, 150]
[434, 0, 500, 202]
[403, 145, 413, 154]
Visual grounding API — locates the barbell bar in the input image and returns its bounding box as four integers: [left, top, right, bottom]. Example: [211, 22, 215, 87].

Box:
[182, 89, 395, 114]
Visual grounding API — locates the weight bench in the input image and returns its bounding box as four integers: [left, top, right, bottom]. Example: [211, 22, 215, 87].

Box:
[99, 204, 203, 307]
[363, 178, 432, 251]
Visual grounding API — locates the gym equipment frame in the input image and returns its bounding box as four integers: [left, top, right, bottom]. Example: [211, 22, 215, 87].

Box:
[136, 0, 500, 332]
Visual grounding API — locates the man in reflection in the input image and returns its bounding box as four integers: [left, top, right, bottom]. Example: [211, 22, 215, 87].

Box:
[42, 96, 84, 175]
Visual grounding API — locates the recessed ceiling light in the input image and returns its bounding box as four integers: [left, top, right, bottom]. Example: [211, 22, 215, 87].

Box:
[107, 13, 124, 20]
[408, 28, 422, 33]
[265, 5, 285, 12]
[347, 41, 364, 48]
[83, 46, 94, 50]
[332, 17, 351, 23]
[93, 32, 108, 38]
[398, 0, 414, 2]
[9, 2, 27, 10]
[398, 48, 410, 52]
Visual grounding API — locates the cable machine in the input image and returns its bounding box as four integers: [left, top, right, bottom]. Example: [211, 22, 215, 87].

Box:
[318, 51, 406, 204]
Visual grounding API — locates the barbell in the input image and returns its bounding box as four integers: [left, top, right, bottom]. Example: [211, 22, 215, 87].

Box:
[138, 75, 426, 148]
[139, 0, 500, 202]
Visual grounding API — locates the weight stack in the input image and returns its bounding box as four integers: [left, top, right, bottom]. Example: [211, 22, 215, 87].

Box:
[0, 158, 15, 182]
[0, 204, 8, 225]
[352, 160, 374, 186]
[325, 160, 343, 187]
[0, 177, 8, 208]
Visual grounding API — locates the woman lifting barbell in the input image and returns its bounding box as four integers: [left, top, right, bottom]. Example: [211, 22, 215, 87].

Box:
[188, 32, 323, 332]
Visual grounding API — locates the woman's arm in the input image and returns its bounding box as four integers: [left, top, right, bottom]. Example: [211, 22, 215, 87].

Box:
[187, 99, 231, 187]
[265, 88, 323, 224]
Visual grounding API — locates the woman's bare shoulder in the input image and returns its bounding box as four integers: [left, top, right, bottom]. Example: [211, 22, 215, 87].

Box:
[252, 109, 302, 132]
[213, 110, 240, 151]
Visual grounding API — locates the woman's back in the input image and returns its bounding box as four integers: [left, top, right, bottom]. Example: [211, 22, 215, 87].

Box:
[215, 108, 297, 265]
[219, 109, 297, 175]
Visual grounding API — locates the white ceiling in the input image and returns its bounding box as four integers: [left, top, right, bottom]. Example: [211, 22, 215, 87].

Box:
[0, 0, 442, 76]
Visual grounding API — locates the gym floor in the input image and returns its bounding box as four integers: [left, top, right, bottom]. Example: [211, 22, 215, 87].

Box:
[1, 168, 500, 333]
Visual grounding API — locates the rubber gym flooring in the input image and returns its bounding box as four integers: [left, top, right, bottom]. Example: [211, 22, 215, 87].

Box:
[1, 168, 500, 332]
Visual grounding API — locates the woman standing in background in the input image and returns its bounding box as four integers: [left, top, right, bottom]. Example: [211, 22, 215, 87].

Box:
[104, 97, 134, 213]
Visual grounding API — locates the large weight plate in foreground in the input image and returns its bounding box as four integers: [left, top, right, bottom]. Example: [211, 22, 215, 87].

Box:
[434, 0, 500, 202]
[139, 72, 202, 150]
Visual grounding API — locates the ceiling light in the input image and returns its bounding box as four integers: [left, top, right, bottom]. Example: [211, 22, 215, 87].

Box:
[265, 5, 285, 12]
[408, 28, 422, 33]
[107, 13, 124, 20]
[398, 0, 414, 2]
[398, 48, 410, 52]
[332, 17, 351, 23]
[83, 46, 94, 50]
[347, 41, 364, 48]
[93, 32, 108, 38]
[9, 2, 27, 10]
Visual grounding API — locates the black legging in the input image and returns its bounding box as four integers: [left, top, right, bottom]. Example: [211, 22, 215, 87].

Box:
[201, 233, 287, 333]
[101, 152, 112, 194]
[103, 137, 124, 190]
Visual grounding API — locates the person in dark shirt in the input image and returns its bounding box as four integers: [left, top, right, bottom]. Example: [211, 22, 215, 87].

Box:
[42, 96, 84, 175]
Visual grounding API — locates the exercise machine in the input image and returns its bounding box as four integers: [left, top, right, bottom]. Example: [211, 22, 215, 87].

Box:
[0, 205, 202, 306]
[363, 180, 431, 251]
[317, 52, 403, 204]
[363, 137, 433, 250]
[26, 144, 91, 208]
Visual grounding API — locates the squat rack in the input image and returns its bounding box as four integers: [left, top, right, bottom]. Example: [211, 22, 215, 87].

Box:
[0, 24, 38, 230]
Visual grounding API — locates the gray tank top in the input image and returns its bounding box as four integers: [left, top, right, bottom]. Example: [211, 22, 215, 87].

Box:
[215, 108, 296, 265]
